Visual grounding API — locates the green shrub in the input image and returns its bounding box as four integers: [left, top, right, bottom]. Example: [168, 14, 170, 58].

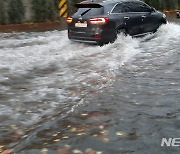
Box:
[32, 0, 47, 22]
[53, 0, 60, 11]
[0, 1, 6, 24]
[8, 0, 25, 24]
[46, 0, 57, 20]
[32, 0, 57, 22]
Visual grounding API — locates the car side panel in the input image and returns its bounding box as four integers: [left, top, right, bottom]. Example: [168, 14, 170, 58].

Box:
[122, 13, 143, 35]
[142, 12, 162, 33]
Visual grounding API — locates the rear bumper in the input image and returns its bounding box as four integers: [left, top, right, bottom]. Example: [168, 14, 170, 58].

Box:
[69, 38, 98, 44]
[67, 27, 115, 44]
[68, 35, 100, 44]
[68, 29, 102, 44]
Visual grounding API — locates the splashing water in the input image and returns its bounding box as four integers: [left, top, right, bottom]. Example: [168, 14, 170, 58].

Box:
[0, 23, 179, 152]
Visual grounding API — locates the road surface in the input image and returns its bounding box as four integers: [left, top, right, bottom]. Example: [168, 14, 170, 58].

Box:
[0, 21, 180, 154]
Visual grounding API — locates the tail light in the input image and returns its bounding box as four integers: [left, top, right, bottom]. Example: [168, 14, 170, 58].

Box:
[66, 17, 73, 23]
[89, 17, 109, 24]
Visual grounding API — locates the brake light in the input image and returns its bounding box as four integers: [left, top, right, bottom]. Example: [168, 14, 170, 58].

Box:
[89, 17, 109, 24]
[66, 17, 73, 23]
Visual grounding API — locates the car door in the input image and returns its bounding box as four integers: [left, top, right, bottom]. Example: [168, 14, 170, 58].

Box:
[110, 3, 142, 36]
[122, 2, 143, 35]
[110, 3, 124, 28]
[133, 2, 159, 33]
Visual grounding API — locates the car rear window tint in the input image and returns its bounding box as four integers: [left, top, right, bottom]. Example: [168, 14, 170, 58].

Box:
[74, 8, 104, 17]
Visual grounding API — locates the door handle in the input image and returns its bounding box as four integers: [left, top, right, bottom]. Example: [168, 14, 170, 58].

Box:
[124, 17, 129, 20]
[142, 15, 146, 18]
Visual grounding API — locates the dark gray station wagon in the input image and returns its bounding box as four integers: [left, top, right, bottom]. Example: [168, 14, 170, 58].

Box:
[66, 0, 167, 45]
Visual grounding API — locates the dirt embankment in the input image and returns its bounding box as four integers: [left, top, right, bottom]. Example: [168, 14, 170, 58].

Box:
[0, 19, 67, 33]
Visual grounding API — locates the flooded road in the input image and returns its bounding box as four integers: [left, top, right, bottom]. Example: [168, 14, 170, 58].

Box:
[0, 22, 180, 154]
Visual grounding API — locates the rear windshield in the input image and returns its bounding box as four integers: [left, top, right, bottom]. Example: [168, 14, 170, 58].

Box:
[74, 7, 104, 17]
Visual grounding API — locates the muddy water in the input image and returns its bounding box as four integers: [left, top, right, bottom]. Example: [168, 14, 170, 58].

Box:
[0, 22, 180, 154]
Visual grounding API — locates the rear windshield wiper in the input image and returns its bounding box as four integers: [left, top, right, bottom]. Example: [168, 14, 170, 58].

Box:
[80, 8, 92, 16]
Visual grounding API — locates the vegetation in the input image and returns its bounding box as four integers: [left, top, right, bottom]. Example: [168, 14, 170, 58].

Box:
[68, 0, 82, 15]
[0, 1, 6, 24]
[0, 0, 179, 25]
[32, 0, 56, 22]
[8, 0, 25, 24]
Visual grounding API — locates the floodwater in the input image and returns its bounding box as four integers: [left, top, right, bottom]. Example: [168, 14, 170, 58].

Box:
[0, 22, 180, 154]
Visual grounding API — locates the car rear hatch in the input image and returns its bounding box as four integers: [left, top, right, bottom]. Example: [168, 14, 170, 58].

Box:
[68, 2, 105, 38]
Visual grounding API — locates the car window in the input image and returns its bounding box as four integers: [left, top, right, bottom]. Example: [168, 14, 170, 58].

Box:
[111, 4, 123, 13]
[112, 2, 151, 13]
[74, 7, 103, 16]
[111, 3, 134, 13]
[128, 2, 151, 12]
[122, 5, 133, 13]
[140, 3, 152, 12]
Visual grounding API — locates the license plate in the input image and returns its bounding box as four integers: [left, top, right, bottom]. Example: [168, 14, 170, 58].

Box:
[75, 22, 87, 27]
